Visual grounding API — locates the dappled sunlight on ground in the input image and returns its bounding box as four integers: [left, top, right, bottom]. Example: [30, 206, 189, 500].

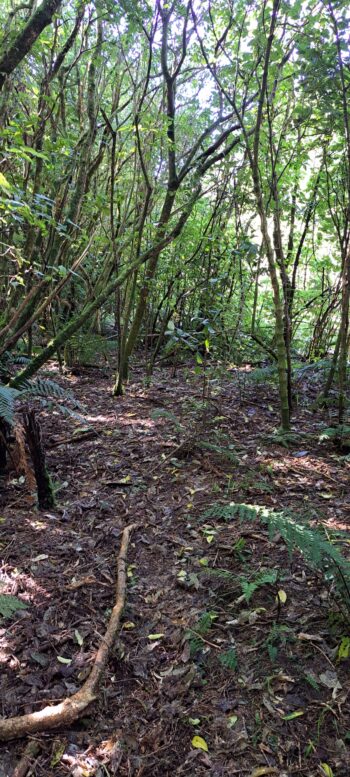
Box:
[0, 364, 349, 775]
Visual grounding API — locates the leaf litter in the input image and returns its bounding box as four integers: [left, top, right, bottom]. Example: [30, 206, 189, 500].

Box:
[0, 361, 349, 776]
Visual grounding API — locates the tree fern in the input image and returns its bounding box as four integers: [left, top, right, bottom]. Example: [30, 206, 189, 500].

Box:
[0, 385, 19, 425]
[0, 377, 80, 427]
[25, 377, 74, 401]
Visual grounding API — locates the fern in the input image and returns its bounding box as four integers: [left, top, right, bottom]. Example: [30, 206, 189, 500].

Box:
[202, 501, 350, 606]
[204, 567, 234, 581]
[151, 408, 184, 432]
[265, 429, 303, 448]
[239, 569, 278, 602]
[25, 377, 74, 401]
[0, 594, 28, 619]
[204, 502, 258, 522]
[218, 648, 238, 670]
[185, 610, 217, 656]
[319, 425, 350, 442]
[0, 376, 82, 427]
[0, 385, 19, 425]
[246, 366, 278, 384]
[199, 441, 239, 463]
[64, 332, 113, 367]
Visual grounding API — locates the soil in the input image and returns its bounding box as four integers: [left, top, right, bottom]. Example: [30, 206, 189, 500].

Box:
[0, 360, 349, 777]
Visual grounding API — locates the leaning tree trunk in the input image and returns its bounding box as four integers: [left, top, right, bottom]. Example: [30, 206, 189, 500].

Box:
[0, 0, 63, 91]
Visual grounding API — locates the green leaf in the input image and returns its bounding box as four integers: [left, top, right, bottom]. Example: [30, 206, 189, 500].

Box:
[191, 735, 208, 751]
[283, 710, 304, 720]
[0, 172, 13, 193]
[148, 633, 164, 640]
[74, 629, 84, 646]
[320, 764, 334, 777]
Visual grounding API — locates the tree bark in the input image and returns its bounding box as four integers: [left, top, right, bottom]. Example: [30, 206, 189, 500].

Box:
[0, 0, 63, 90]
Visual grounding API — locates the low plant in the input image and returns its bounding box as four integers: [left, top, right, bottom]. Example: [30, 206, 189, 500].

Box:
[202, 501, 350, 614]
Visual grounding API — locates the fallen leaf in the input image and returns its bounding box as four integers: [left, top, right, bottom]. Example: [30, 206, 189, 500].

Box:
[282, 710, 304, 720]
[276, 589, 287, 604]
[74, 629, 83, 646]
[191, 735, 208, 752]
[320, 764, 334, 777]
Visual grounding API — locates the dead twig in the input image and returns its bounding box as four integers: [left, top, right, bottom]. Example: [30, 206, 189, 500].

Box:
[12, 740, 41, 777]
[0, 523, 137, 741]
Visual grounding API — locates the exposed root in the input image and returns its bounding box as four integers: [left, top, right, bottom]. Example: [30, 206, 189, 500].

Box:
[0, 523, 137, 741]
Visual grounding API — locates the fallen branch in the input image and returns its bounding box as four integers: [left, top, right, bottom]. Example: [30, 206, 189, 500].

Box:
[0, 523, 137, 741]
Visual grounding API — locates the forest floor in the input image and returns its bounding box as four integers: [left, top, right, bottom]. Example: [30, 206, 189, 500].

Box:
[0, 360, 350, 777]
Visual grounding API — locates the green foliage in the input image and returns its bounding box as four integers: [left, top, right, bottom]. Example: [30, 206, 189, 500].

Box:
[185, 610, 217, 656]
[0, 372, 83, 436]
[25, 378, 74, 401]
[0, 385, 19, 425]
[203, 501, 350, 609]
[63, 333, 113, 368]
[319, 425, 350, 443]
[0, 594, 28, 619]
[245, 366, 278, 384]
[218, 647, 238, 671]
[264, 624, 294, 662]
[199, 440, 239, 463]
[264, 428, 304, 448]
[240, 569, 278, 602]
[151, 408, 184, 432]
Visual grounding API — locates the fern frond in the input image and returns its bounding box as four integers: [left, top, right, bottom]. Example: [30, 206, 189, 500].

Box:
[204, 567, 234, 581]
[199, 441, 239, 463]
[24, 378, 74, 401]
[219, 648, 238, 670]
[246, 366, 278, 384]
[319, 425, 350, 442]
[0, 594, 28, 618]
[201, 501, 350, 603]
[151, 408, 184, 431]
[0, 384, 20, 425]
[239, 569, 278, 601]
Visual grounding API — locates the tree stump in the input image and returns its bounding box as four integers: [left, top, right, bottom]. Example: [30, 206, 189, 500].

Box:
[23, 408, 55, 509]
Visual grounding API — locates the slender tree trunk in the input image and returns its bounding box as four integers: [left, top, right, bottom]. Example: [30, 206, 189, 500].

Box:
[338, 250, 350, 422]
